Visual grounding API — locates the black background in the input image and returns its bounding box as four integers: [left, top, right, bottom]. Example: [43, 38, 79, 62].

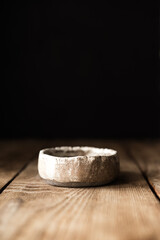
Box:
[1, 1, 159, 139]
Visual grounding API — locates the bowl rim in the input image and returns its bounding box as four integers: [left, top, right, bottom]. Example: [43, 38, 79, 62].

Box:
[39, 146, 117, 160]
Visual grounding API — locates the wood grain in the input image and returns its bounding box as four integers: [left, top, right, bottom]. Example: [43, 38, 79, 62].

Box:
[0, 140, 160, 240]
[127, 140, 160, 199]
[0, 140, 46, 191]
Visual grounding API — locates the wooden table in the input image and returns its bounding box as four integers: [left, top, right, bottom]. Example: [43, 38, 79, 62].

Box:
[0, 139, 160, 240]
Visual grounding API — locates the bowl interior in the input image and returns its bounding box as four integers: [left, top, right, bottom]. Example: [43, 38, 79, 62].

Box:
[43, 147, 116, 158]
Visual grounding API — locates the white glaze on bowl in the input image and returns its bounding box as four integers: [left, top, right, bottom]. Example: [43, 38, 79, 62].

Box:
[38, 146, 119, 187]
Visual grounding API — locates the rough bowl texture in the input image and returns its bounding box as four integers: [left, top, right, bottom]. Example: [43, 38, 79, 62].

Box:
[38, 146, 120, 187]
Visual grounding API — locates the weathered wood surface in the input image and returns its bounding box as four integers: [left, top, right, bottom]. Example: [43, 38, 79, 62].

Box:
[0, 140, 47, 191]
[127, 140, 160, 199]
[0, 140, 160, 240]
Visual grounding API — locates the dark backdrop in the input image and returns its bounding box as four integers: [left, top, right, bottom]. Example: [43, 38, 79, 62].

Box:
[1, 1, 159, 138]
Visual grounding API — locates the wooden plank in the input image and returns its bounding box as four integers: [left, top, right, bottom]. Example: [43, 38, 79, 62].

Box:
[0, 140, 47, 191]
[127, 140, 160, 199]
[0, 141, 160, 240]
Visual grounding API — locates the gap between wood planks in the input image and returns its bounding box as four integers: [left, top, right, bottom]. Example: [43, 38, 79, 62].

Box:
[0, 139, 49, 194]
[0, 154, 36, 194]
[125, 143, 160, 201]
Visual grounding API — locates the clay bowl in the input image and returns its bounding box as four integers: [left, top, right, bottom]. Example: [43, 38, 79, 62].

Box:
[38, 146, 119, 187]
